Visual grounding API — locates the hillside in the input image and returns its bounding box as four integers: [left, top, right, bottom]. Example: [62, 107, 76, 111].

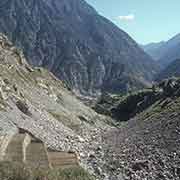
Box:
[0, 0, 159, 96]
[94, 78, 180, 179]
[156, 59, 180, 81]
[0, 34, 117, 179]
[104, 82, 180, 180]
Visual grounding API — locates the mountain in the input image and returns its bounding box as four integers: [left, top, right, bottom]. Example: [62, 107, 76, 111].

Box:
[156, 59, 180, 81]
[141, 41, 166, 60]
[0, 0, 159, 96]
[142, 33, 180, 68]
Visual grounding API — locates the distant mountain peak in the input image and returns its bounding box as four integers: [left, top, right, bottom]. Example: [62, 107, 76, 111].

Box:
[142, 33, 180, 68]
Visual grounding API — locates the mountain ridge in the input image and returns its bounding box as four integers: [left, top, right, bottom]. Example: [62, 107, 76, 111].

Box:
[142, 33, 180, 68]
[141, 41, 166, 60]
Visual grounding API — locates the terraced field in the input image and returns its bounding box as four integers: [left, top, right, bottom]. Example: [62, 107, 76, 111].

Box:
[0, 132, 79, 169]
[26, 138, 49, 169]
[5, 134, 26, 162]
[48, 150, 79, 169]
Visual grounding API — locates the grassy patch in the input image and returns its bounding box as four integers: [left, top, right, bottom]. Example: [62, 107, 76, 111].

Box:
[48, 110, 81, 131]
[46, 167, 95, 180]
[139, 97, 180, 122]
[0, 161, 95, 180]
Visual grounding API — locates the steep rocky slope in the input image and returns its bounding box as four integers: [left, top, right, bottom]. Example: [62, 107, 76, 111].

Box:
[0, 0, 158, 96]
[0, 34, 117, 179]
[156, 59, 180, 81]
[105, 97, 180, 179]
[101, 78, 180, 179]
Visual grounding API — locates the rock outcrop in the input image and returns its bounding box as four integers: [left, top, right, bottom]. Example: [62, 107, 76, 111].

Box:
[0, 0, 159, 96]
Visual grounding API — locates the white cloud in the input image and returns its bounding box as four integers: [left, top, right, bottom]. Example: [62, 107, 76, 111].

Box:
[118, 14, 135, 21]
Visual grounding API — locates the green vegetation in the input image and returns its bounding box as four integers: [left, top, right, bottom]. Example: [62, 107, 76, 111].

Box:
[141, 97, 180, 121]
[0, 161, 95, 180]
[48, 110, 81, 132]
[94, 89, 159, 121]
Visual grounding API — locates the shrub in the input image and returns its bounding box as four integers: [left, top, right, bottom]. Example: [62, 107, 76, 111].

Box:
[0, 162, 95, 180]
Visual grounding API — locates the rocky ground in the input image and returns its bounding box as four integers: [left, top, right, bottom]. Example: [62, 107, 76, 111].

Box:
[102, 78, 180, 179]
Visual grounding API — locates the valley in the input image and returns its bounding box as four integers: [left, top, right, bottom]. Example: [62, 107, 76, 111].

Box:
[0, 0, 179, 180]
[0, 31, 180, 180]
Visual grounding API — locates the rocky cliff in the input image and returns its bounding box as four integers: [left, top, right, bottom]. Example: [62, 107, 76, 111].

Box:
[0, 0, 158, 96]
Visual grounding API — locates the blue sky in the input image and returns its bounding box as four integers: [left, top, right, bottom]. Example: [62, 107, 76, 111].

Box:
[86, 0, 180, 44]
